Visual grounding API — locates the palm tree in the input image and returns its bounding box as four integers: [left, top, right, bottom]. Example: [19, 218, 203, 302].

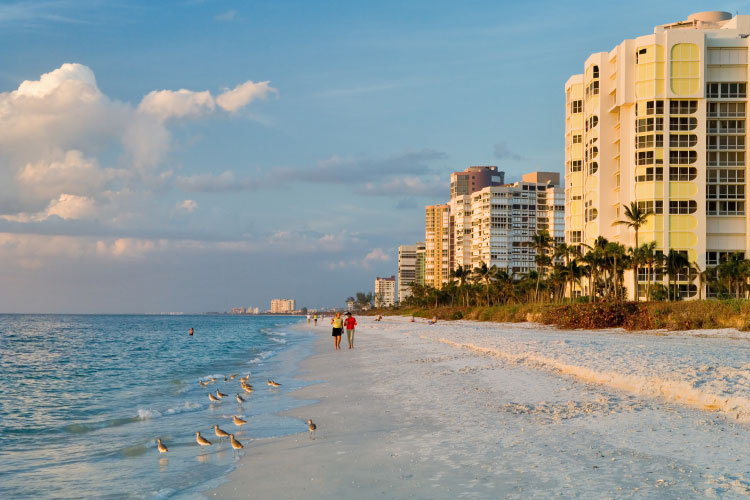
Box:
[665, 250, 690, 301]
[691, 260, 709, 301]
[530, 230, 554, 302]
[450, 265, 471, 306]
[472, 262, 494, 306]
[638, 242, 660, 301]
[613, 202, 652, 301]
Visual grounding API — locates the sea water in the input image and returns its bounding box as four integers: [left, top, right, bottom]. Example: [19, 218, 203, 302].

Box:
[0, 314, 312, 499]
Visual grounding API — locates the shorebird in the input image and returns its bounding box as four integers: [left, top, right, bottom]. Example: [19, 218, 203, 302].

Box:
[241, 385, 253, 394]
[196, 431, 212, 448]
[216, 389, 228, 399]
[307, 419, 316, 439]
[267, 380, 281, 388]
[230, 374, 237, 380]
[235, 393, 245, 404]
[229, 434, 243, 454]
[208, 392, 219, 402]
[214, 424, 230, 441]
[157, 438, 168, 453]
[224, 376, 228, 382]
[209, 377, 217, 382]
[199, 380, 209, 387]
[232, 415, 247, 427]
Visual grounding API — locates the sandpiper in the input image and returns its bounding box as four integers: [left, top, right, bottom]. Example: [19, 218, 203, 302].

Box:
[196, 431, 212, 447]
[232, 415, 247, 427]
[157, 438, 168, 453]
[229, 374, 237, 380]
[267, 380, 281, 387]
[208, 393, 219, 402]
[307, 419, 316, 433]
[230, 434, 243, 453]
[236, 393, 245, 404]
[214, 424, 230, 440]
[199, 380, 208, 387]
[216, 389, 228, 399]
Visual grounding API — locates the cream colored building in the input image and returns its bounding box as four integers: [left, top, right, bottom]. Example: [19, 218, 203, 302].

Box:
[374, 276, 396, 307]
[565, 11, 750, 299]
[270, 299, 295, 313]
[398, 242, 425, 303]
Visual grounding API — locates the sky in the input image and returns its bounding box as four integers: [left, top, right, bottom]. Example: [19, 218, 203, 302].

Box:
[0, 0, 746, 313]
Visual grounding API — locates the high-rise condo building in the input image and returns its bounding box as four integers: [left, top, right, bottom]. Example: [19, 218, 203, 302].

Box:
[565, 11, 750, 299]
[398, 242, 425, 303]
[425, 204, 451, 288]
[426, 169, 564, 287]
[374, 276, 396, 307]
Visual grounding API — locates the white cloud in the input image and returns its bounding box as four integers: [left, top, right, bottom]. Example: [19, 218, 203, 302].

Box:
[46, 194, 97, 220]
[216, 80, 277, 112]
[363, 248, 390, 264]
[138, 89, 215, 121]
[177, 199, 198, 212]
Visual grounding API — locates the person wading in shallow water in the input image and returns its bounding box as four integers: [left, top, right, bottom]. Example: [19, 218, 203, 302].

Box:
[331, 313, 343, 350]
[344, 312, 357, 349]
[189, 328, 194, 336]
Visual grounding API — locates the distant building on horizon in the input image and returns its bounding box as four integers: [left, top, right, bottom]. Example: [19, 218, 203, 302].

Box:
[270, 298, 296, 313]
[374, 276, 396, 308]
[397, 242, 425, 303]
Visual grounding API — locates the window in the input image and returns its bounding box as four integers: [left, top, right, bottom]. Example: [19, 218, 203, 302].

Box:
[669, 166, 697, 181]
[707, 151, 745, 166]
[668, 200, 697, 214]
[706, 251, 743, 266]
[669, 100, 698, 115]
[636, 166, 664, 182]
[571, 100, 583, 113]
[707, 135, 745, 150]
[707, 119, 745, 134]
[707, 200, 745, 215]
[585, 80, 599, 99]
[707, 184, 745, 199]
[585, 146, 598, 162]
[707, 82, 747, 98]
[636, 134, 663, 149]
[707, 102, 745, 117]
[671, 44, 700, 95]
[570, 160, 582, 172]
[646, 100, 664, 115]
[636, 117, 664, 132]
[636, 151, 654, 165]
[593, 65, 599, 79]
[636, 200, 664, 214]
[585, 115, 598, 131]
[669, 117, 698, 131]
[669, 150, 697, 164]
[572, 134, 582, 144]
[707, 168, 744, 183]
[569, 231, 582, 243]
[669, 134, 697, 148]
[588, 162, 598, 175]
[585, 208, 598, 222]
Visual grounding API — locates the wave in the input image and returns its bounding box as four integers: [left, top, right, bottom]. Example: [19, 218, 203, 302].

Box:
[438, 338, 750, 423]
[63, 416, 139, 434]
[247, 351, 273, 364]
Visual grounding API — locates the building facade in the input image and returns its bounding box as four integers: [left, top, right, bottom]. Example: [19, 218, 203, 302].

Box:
[565, 11, 750, 299]
[424, 204, 451, 288]
[270, 299, 295, 313]
[374, 276, 396, 307]
[398, 242, 425, 303]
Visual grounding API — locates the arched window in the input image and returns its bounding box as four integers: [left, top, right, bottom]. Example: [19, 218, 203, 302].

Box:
[671, 44, 699, 95]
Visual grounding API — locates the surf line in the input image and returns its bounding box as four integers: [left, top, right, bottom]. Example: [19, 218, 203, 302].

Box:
[437, 338, 750, 423]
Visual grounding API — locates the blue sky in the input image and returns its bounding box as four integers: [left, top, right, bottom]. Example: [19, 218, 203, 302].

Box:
[0, 0, 743, 313]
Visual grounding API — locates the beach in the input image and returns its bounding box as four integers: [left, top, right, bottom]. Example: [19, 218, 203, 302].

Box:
[208, 316, 750, 499]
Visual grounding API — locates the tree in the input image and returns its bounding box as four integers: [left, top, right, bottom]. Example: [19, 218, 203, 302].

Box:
[472, 262, 494, 306]
[529, 230, 554, 302]
[665, 250, 689, 301]
[639, 242, 659, 301]
[613, 202, 652, 301]
[450, 265, 471, 307]
[691, 260, 708, 301]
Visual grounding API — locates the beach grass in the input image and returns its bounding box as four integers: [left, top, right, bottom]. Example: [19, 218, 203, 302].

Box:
[373, 299, 750, 331]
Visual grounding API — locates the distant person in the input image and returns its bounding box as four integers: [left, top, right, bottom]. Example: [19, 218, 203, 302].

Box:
[313, 314, 318, 326]
[344, 312, 357, 349]
[331, 313, 343, 350]
[429, 316, 437, 325]
[410, 316, 415, 323]
[189, 327, 194, 336]
[306, 313, 311, 324]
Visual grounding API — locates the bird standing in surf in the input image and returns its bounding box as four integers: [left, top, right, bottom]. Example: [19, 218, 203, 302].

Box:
[307, 419, 316, 439]
[232, 415, 247, 427]
[214, 424, 230, 441]
[157, 438, 168, 453]
[208, 392, 219, 402]
[236, 393, 245, 404]
[196, 431, 212, 448]
[230, 434, 243, 454]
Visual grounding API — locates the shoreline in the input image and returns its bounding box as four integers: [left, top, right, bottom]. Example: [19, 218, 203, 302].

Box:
[206, 316, 750, 499]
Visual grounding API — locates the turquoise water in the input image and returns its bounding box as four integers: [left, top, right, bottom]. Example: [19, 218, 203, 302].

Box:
[0, 315, 311, 499]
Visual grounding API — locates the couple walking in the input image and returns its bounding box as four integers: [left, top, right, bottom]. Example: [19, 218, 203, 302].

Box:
[331, 312, 356, 350]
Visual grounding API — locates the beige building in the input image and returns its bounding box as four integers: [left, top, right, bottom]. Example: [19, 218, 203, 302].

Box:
[374, 276, 396, 307]
[270, 299, 295, 313]
[425, 204, 451, 288]
[565, 11, 750, 299]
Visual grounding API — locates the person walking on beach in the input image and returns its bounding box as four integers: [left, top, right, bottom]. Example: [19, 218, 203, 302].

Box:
[306, 313, 311, 324]
[331, 312, 343, 350]
[313, 314, 318, 326]
[344, 312, 357, 349]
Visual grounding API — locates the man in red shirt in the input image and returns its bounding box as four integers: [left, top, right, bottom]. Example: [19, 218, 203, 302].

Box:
[344, 312, 357, 349]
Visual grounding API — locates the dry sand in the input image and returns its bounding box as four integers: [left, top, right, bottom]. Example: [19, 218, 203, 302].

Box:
[206, 316, 750, 499]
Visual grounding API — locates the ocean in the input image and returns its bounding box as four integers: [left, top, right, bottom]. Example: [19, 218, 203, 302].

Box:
[0, 314, 311, 499]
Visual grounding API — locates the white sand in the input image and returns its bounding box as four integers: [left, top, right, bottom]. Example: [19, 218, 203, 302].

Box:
[206, 317, 750, 499]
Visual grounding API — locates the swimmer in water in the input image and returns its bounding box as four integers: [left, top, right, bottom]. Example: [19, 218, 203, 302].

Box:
[189, 327, 194, 336]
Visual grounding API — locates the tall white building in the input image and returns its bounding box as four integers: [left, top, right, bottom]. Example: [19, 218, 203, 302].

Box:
[565, 10, 750, 299]
[470, 172, 565, 278]
[374, 276, 396, 307]
[398, 242, 425, 303]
